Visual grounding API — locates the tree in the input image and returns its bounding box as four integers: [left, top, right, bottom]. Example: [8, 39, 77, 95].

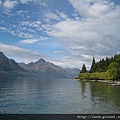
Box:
[108, 62, 119, 80]
[108, 57, 114, 65]
[89, 57, 96, 73]
[77, 54, 120, 80]
[115, 54, 120, 64]
[114, 54, 120, 80]
[105, 57, 109, 70]
[80, 64, 87, 73]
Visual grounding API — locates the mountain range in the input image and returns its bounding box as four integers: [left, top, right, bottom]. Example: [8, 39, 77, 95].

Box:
[0, 52, 80, 79]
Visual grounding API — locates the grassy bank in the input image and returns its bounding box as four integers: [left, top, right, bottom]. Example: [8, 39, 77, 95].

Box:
[77, 72, 112, 80]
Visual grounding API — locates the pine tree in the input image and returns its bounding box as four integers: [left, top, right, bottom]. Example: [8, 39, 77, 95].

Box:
[89, 57, 96, 73]
[80, 64, 87, 73]
[105, 57, 109, 70]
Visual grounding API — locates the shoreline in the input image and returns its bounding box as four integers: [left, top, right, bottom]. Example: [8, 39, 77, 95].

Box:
[75, 79, 120, 86]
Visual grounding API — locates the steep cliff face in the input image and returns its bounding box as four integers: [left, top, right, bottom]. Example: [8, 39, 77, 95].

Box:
[0, 52, 24, 71]
[0, 52, 27, 78]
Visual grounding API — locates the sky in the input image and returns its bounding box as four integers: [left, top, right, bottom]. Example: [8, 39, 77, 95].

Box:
[0, 0, 120, 69]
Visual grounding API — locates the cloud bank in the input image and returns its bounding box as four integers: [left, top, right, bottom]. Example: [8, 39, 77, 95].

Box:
[0, 43, 44, 63]
[45, 0, 120, 68]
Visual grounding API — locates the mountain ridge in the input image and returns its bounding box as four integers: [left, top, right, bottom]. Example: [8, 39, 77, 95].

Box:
[19, 58, 80, 79]
[0, 52, 80, 79]
[0, 52, 30, 79]
[0, 52, 25, 71]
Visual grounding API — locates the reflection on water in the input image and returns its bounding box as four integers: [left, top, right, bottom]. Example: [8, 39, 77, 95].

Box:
[89, 81, 120, 113]
[0, 77, 120, 114]
[80, 81, 120, 113]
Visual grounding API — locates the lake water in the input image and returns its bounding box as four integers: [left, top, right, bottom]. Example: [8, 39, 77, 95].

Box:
[0, 77, 120, 114]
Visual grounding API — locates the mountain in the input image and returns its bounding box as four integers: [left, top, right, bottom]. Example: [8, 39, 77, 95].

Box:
[0, 52, 24, 71]
[0, 52, 80, 79]
[0, 52, 29, 78]
[19, 59, 80, 79]
[63, 68, 80, 78]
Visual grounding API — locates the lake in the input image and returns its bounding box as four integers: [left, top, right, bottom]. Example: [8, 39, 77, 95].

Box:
[0, 77, 120, 114]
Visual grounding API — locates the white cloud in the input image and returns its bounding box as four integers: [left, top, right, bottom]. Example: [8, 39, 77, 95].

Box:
[20, 0, 47, 6]
[3, 0, 17, 9]
[44, 11, 69, 24]
[18, 31, 35, 39]
[39, 36, 50, 40]
[1, 0, 120, 69]
[45, 11, 60, 21]
[28, 28, 36, 33]
[16, 10, 28, 15]
[45, 0, 120, 68]
[0, 25, 36, 39]
[0, 42, 44, 63]
[0, 27, 7, 31]
[0, 43, 72, 68]
[54, 51, 65, 54]
[36, 21, 41, 25]
[19, 36, 50, 44]
[57, 11, 68, 20]
[20, 0, 29, 4]
[19, 39, 40, 44]
[69, 0, 115, 18]
[20, 21, 41, 28]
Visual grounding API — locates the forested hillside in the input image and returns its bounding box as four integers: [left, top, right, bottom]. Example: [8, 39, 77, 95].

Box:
[77, 54, 120, 80]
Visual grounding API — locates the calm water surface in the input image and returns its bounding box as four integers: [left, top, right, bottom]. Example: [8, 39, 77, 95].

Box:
[0, 77, 120, 114]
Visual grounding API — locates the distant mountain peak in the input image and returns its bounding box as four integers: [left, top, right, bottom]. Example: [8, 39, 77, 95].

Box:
[19, 57, 80, 79]
[0, 52, 3, 54]
[0, 52, 5, 58]
[36, 58, 46, 63]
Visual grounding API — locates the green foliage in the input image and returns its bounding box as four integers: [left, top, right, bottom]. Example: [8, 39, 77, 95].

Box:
[89, 57, 96, 73]
[80, 64, 87, 73]
[108, 62, 119, 69]
[78, 72, 110, 80]
[77, 53, 120, 80]
[114, 54, 120, 64]
[89, 72, 99, 80]
[78, 72, 90, 80]
[108, 62, 119, 80]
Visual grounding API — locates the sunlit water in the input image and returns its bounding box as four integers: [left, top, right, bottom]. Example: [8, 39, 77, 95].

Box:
[0, 77, 120, 114]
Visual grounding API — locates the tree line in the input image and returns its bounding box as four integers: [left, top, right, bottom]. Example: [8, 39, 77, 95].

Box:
[77, 54, 120, 81]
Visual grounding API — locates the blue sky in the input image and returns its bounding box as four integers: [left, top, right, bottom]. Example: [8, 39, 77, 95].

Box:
[0, 0, 120, 69]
